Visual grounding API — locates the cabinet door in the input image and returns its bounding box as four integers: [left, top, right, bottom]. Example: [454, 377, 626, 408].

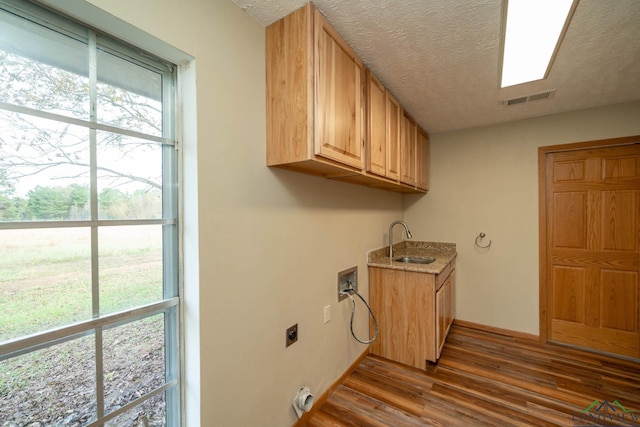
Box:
[369, 268, 435, 368]
[400, 114, 417, 186]
[448, 269, 456, 329]
[366, 72, 386, 176]
[314, 10, 364, 169]
[405, 271, 435, 367]
[386, 92, 401, 180]
[436, 278, 449, 358]
[416, 128, 429, 191]
[369, 267, 404, 361]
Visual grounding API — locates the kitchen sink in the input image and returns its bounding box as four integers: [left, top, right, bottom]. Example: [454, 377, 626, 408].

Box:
[393, 256, 436, 264]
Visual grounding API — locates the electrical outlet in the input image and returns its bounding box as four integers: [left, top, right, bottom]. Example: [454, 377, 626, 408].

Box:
[323, 305, 331, 323]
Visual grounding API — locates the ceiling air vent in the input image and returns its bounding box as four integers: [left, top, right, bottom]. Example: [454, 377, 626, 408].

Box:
[504, 89, 556, 106]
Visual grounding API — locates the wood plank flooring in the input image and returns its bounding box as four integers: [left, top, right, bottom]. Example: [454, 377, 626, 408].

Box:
[304, 325, 640, 426]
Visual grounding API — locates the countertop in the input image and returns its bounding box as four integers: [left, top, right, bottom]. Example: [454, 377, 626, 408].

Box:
[367, 241, 457, 274]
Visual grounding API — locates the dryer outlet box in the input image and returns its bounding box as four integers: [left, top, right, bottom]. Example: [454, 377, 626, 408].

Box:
[286, 324, 298, 347]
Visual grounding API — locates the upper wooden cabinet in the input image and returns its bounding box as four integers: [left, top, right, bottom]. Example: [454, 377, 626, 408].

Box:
[366, 71, 400, 181]
[266, 2, 428, 194]
[400, 113, 429, 190]
[266, 3, 364, 171]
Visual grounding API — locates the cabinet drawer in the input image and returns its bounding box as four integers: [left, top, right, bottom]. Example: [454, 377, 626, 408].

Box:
[436, 259, 454, 290]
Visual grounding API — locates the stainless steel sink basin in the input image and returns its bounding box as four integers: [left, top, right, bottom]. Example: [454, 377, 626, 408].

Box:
[393, 256, 436, 264]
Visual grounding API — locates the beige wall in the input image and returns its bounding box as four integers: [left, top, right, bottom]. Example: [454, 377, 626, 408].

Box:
[405, 100, 640, 336]
[74, 0, 404, 426]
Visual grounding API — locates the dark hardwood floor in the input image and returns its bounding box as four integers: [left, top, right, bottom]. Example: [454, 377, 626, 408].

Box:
[304, 325, 640, 426]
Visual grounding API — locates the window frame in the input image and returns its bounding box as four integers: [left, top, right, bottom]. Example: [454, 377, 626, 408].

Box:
[0, 0, 182, 424]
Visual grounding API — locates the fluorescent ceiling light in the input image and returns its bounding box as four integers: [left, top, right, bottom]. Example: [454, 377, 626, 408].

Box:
[500, 0, 575, 88]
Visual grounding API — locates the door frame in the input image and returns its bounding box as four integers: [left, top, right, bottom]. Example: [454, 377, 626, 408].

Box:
[538, 135, 640, 343]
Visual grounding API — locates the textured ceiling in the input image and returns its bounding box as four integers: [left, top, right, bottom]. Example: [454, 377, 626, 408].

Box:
[232, 0, 640, 134]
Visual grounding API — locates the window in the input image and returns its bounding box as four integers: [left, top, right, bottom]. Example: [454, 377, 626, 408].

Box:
[0, 0, 180, 425]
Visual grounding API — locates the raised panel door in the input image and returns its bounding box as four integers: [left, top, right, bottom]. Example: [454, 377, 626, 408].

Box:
[546, 143, 640, 357]
[400, 114, 416, 186]
[386, 92, 401, 180]
[314, 9, 364, 169]
[366, 72, 386, 176]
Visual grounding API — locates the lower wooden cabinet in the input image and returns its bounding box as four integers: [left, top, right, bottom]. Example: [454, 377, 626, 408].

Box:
[369, 261, 455, 369]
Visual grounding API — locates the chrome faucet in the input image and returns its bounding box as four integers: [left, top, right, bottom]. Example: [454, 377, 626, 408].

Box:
[389, 221, 412, 259]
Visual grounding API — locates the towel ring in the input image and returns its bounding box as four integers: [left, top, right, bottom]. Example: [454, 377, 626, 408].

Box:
[475, 232, 491, 249]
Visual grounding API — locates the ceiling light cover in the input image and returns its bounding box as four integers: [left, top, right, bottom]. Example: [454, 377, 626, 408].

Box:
[501, 0, 575, 88]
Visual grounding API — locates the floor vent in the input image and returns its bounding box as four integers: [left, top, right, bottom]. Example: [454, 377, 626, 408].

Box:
[504, 89, 555, 106]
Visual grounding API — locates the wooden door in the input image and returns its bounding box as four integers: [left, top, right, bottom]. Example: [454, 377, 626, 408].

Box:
[314, 9, 364, 169]
[544, 142, 640, 358]
[366, 71, 386, 176]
